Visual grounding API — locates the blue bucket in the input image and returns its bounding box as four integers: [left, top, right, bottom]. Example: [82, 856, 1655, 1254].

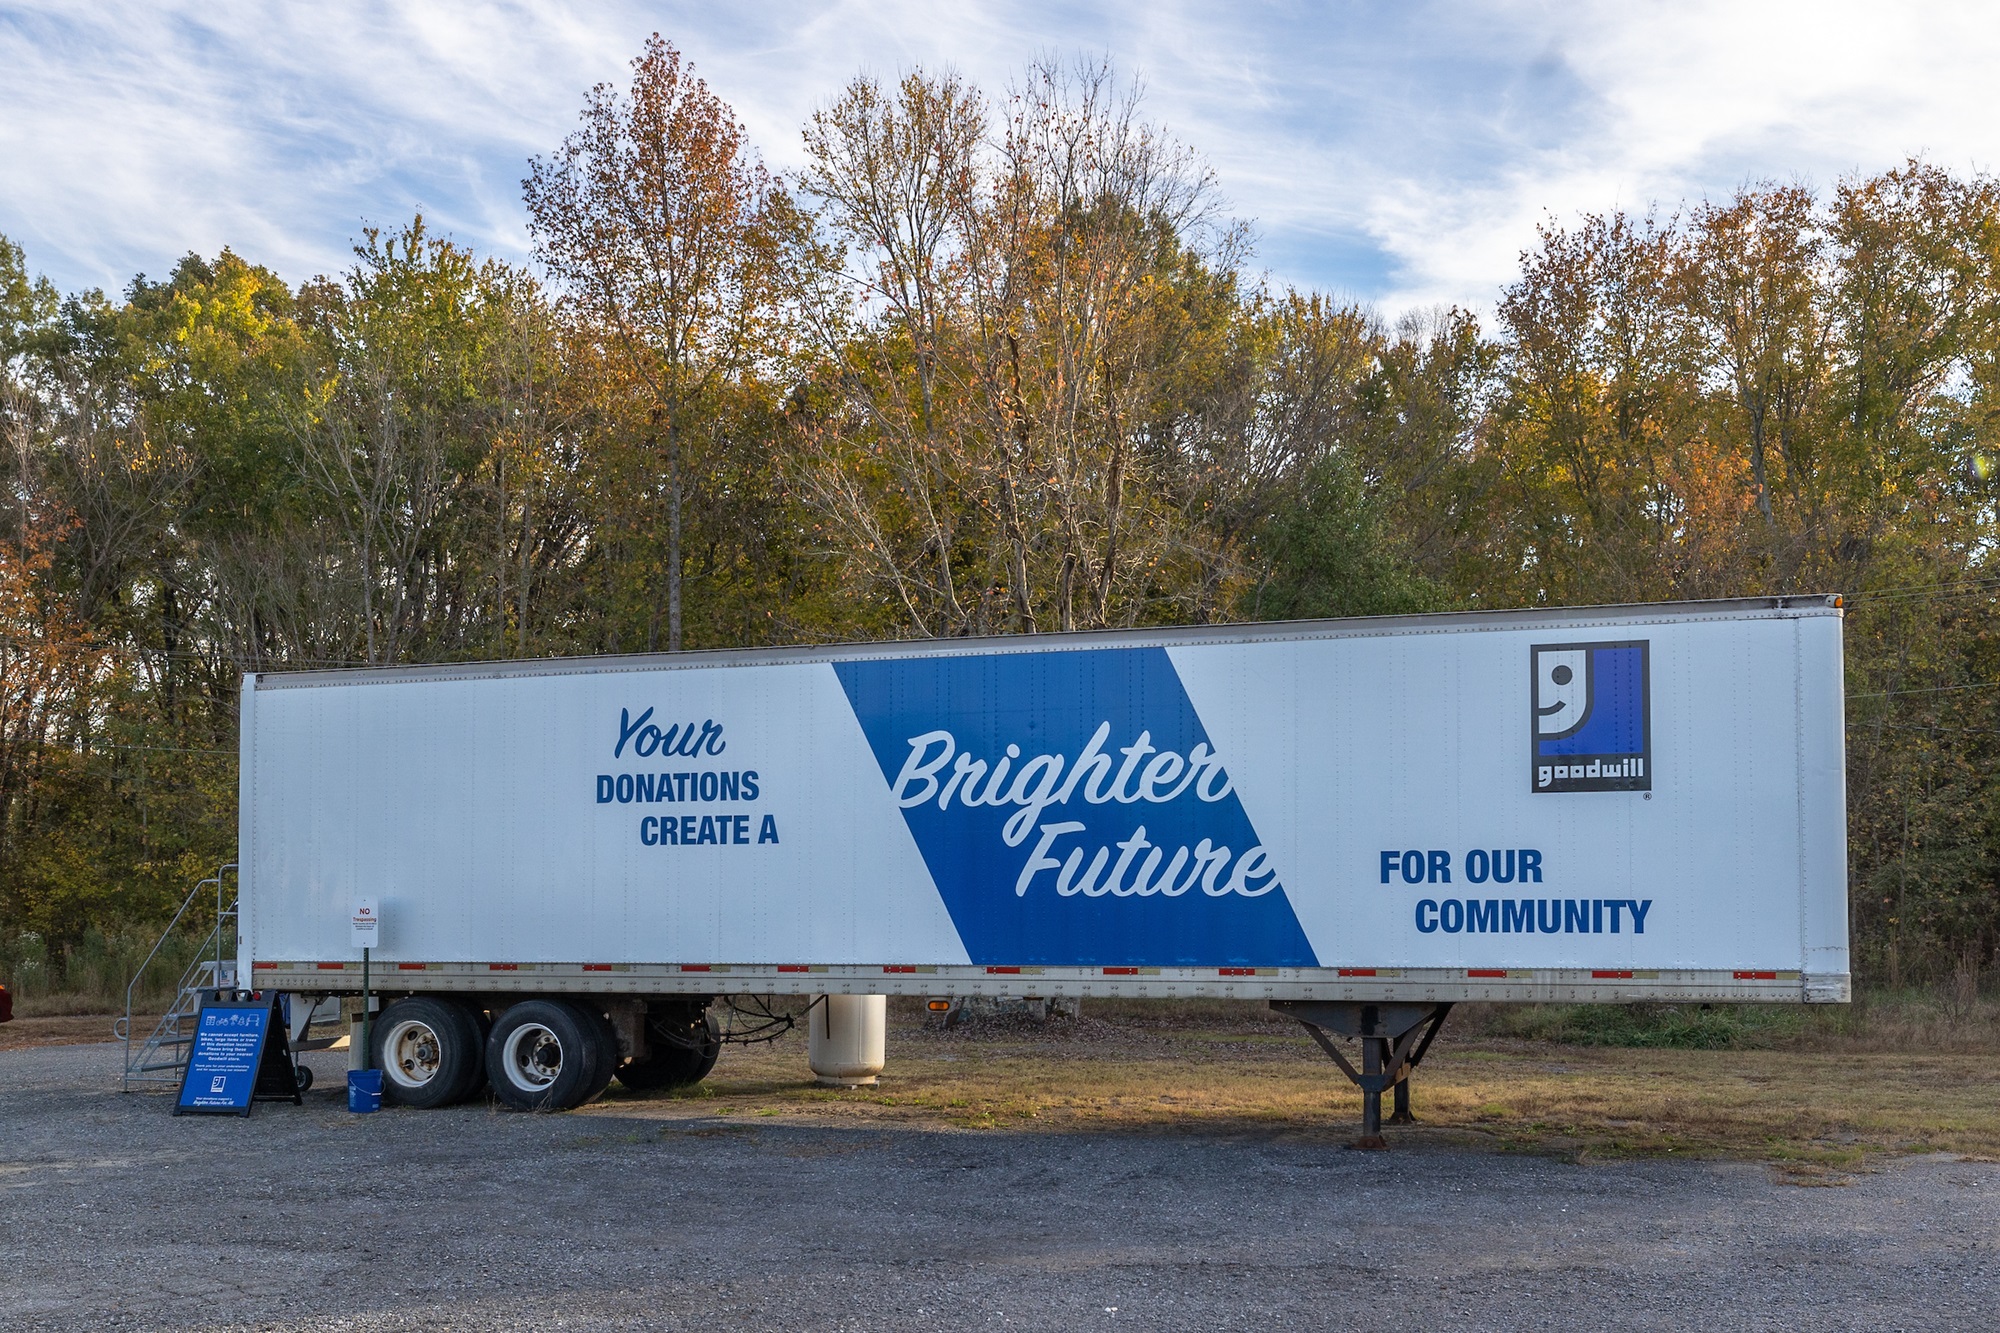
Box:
[347, 1068, 383, 1113]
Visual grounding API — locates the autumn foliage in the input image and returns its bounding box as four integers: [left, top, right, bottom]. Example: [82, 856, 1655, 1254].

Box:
[0, 41, 1995, 989]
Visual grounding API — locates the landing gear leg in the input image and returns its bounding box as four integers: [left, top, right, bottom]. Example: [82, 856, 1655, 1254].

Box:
[1271, 1001, 1453, 1150]
[1389, 1077, 1414, 1126]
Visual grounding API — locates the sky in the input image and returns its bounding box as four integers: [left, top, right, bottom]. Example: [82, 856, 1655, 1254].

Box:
[2, 0, 1996, 316]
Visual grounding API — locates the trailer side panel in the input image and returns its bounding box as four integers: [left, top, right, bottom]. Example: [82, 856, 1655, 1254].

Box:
[242, 599, 1849, 1001]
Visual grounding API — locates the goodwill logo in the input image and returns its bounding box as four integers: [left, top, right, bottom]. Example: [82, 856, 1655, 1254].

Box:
[834, 648, 1317, 967]
[1532, 640, 1650, 793]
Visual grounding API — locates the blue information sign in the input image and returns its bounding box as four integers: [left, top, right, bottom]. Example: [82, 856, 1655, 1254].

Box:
[175, 1000, 276, 1116]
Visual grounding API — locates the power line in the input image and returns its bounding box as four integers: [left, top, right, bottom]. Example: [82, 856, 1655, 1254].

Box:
[0, 638, 377, 669]
[1850, 682, 2000, 700]
[1871, 721, 2000, 737]
[1845, 575, 2000, 605]
[1846, 573, 2000, 598]
[100, 743, 236, 757]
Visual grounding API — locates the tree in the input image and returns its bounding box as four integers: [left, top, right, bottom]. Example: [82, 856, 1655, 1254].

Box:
[4, 71, 2000, 994]
[1486, 174, 2000, 983]
[525, 34, 776, 651]
[1243, 448, 1447, 621]
[0, 514, 103, 934]
[789, 60, 1257, 636]
[288, 220, 529, 664]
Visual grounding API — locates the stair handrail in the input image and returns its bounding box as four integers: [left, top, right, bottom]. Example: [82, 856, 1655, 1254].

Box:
[119, 862, 238, 1088]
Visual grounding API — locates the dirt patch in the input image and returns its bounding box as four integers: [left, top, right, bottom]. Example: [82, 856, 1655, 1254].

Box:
[0, 1014, 117, 1052]
[598, 999, 2000, 1164]
[14, 998, 2000, 1164]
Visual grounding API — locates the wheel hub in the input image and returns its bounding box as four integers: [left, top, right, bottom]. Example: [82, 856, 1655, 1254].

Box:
[502, 1023, 565, 1090]
[383, 1020, 444, 1089]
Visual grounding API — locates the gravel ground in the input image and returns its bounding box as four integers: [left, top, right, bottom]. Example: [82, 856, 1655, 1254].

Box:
[3, 1041, 1995, 1331]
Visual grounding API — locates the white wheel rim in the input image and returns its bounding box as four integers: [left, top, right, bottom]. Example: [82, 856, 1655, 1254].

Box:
[501, 1023, 565, 1091]
[383, 1019, 444, 1090]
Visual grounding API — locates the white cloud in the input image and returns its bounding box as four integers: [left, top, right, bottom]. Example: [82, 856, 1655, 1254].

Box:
[1, 0, 1994, 316]
[1352, 0, 2000, 309]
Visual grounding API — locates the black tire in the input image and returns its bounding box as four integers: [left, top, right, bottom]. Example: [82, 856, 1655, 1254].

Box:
[575, 1003, 622, 1102]
[484, 1000, 604, 1111]
[616, 1005, 721, 1092]
[373, 997, 484, 1108]
[293, 1064, 315, 1093]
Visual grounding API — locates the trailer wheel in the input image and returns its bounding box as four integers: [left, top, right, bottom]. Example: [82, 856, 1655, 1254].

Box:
[617, 1006, 721, 1091]
[484, 1000, 603, 1111]
[575, 1004, 621, 1102]
[374, 997, 484, 1108]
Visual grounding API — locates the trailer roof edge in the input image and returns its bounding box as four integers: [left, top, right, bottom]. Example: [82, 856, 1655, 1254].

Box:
[247, 594, 1843, 689]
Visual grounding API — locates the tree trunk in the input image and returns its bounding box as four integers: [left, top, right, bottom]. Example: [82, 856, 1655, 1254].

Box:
[668, 422, 683, 652]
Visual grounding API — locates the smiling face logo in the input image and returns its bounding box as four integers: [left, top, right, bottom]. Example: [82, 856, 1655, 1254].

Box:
[1531, 641, 1650, 792]
[1533, 648, 1591, 737]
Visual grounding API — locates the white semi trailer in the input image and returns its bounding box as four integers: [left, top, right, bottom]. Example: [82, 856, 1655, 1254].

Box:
[239, 597, 1849, 1135]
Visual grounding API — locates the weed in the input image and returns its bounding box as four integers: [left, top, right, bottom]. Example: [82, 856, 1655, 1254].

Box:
[1478, 1003, 1806, 1049]
[0, 926, 216, 1017]
[564, 997, 2000, 1165]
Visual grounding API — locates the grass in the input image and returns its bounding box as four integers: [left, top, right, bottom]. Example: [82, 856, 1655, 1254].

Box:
[1473, 1001, 1809, 1049]
[1, 926, 221, 1018]
[1463, 991, 2000, 1054]
[577, 997, 2000, 1170]
[10, 966, 2000, 1169]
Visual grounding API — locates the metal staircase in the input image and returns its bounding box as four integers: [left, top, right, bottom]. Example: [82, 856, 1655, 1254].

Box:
[116, 863, 238, 1091]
